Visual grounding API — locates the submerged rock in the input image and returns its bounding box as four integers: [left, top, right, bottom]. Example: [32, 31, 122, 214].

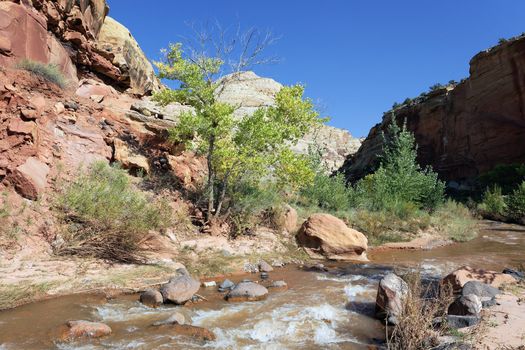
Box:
[139, 289, 163, 308]
[59, 320, 112, 341]
[268, 280, 288, 292]
[296, 213, 368, 261]
[160, 275, 200, 304]
[152, 312, 187, 326]
[226, 282, 268, 302]
[375, 273, 409, 325]
[170, 324, 216, 342]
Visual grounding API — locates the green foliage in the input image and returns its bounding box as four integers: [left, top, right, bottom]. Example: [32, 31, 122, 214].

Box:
[17, 59, 67, 88]
[478, 163, 525, 194]
[153, 43, 323, 224]
[354, 120, 445, 213]
[56, 162, 171, 262]
[506, 181, 525, 221]
[429, 83, 444, 91]
[498, 38, 508, 44]
[300, 172, 353, 212]
[431, 200, 478, 242]
[478, 185, 507, 217]
[402, 98, 412, 105]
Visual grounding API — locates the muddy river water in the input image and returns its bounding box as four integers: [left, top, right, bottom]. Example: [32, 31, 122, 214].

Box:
[0, 221, 523, 349]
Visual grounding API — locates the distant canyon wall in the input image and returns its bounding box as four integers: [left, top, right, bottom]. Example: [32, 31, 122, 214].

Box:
[341, 35, 525, 183]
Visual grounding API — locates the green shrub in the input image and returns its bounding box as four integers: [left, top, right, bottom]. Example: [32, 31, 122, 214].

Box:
[17, 59, 67, 88]
[478, 163, 525, 194]
[55, 161, 171, 263]
[432, 200, 478, 242]
[506, 181, 525, 221]
[478, 185, 506, 217]
[354, 120, 445, 212]
[299, 172, 353, 212]
[429, 83, 444, 91]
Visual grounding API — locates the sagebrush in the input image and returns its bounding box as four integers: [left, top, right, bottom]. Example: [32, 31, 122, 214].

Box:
[17, 59, 67, 88]
[55, 162, 171, 263]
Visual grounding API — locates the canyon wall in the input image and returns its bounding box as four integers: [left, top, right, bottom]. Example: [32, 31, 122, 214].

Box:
[341, 35, 525, 183]
[0, 0, 160, 95]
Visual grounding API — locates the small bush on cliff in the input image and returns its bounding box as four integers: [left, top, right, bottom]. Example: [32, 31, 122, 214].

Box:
[506, 181, 525, 222]
[17, 59, 67, 88]
[55, 162, 171, 263]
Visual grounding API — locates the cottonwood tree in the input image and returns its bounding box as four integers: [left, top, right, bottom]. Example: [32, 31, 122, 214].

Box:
[153, 26, 325, 224]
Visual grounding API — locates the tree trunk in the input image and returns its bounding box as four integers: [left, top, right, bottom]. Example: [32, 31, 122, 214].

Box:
[206, 136, 216, 222]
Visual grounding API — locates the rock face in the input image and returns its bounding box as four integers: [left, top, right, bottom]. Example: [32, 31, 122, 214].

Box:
[96, 17, 161, 95]
[443, 266, 517, 293]
[296, 213, 368, 261]
[0, 0, 159, 95]
[375, 273, 409, 325]
[9, 157, 50, 200]
[159, 275, 201, 304]
[341, 35, 525, 183]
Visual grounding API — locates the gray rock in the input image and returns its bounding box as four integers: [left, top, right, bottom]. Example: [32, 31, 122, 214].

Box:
[260, 272, 269, 280]
[461, 281, 500, 298]
[448, 294, 482, 316]
[446, 315, 480, 329]
[152, 312, 186, 326]
[139, 289, 163, 308]
[243, 263, 258, 273]
[219, 279, 235, 291]
[503, 268, 525, 281]
[480, 296, 497, 308]
[258, 260, 274, 272]
[271, 280, 288, 288]
[226, 282, 268, 301]
[375, 273, 409, 324]
[160, 275, 200, 304]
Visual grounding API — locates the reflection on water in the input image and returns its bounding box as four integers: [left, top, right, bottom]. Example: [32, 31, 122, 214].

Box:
[0, 221, 523, 349]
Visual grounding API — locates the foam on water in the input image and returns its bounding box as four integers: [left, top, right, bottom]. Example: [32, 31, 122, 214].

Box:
[316, 273, 365, 283]
[94, 302, 173, 322]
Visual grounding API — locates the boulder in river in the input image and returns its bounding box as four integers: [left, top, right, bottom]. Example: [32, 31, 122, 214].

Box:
[258, 260, 274, 272]
[59, 320, 112, 341]
[140, 289, 163, 308]
[160, 275, 201, 304]
[443, 266, 517, 293]
[218, 279, 235, 292]
[152, 312, 187, 326]
[448, 294, 482, 316]
[226, 281, 268, 302]
[296, 213, 368, 261]
[268, 280, 288, 292]
[375, 273, 409, 325]
[170, 324, 216, 342]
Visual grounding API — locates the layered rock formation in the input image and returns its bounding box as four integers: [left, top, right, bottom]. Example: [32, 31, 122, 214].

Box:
[0, 0, 160, 95]
[341, 35, 525, 183]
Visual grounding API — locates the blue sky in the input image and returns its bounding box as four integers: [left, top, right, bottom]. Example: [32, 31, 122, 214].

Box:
[108, 1, 525, 137]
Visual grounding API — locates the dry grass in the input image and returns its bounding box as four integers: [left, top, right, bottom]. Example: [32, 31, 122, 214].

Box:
[17, 59, 67, 88]
[0, 281, 58, 310]
[387, 272, 454, 350]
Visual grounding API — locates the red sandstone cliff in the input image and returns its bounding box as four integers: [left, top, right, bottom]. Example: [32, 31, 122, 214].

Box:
[341, 35, 525, 183]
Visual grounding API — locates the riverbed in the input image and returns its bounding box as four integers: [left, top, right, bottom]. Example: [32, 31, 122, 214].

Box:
[0, 221, 523, 349]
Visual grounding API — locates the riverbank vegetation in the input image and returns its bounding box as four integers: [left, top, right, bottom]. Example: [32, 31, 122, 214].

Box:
[296, 121, 477, 245]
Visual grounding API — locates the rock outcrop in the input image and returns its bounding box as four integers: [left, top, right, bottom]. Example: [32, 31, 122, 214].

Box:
[296, 213, 368, 261]
[0, 0, 160, 95]
[341, 35, 525, 183]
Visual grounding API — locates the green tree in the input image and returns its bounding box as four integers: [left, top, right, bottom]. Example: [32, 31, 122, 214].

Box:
[506, 181, 525, 220]
[357, 118, 445, 212]
[153, 43, 323, 222]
